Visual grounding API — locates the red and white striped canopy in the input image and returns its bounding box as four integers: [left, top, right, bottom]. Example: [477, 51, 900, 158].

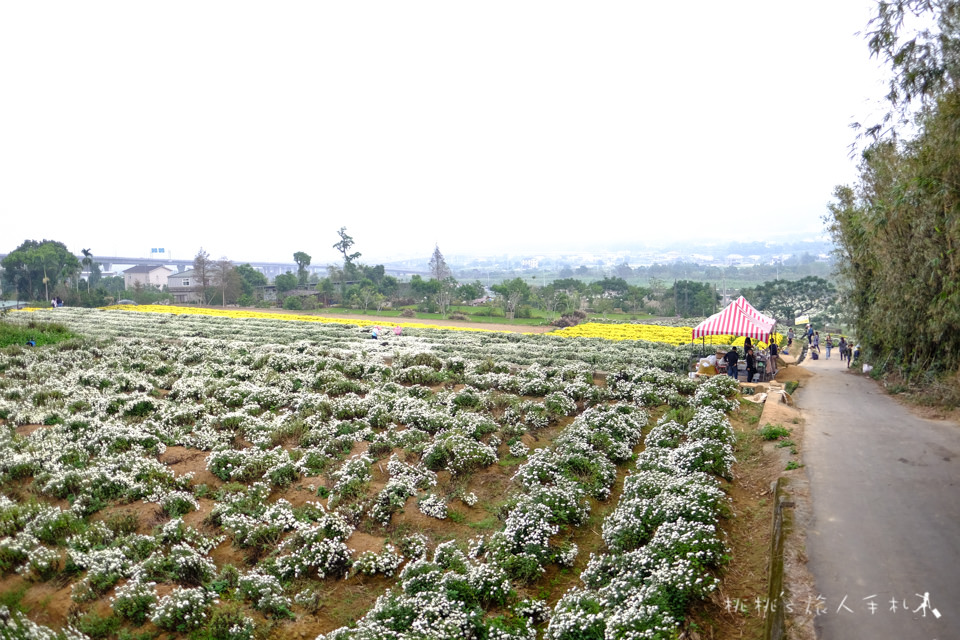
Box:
[692, 298, 776, 342]
[731, 296, 776, 328]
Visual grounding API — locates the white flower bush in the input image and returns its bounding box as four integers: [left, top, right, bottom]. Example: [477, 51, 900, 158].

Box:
[150, 585, 218, 631]
[417, 493, 448, 520]
[238, 569, 293, 618]
[352, 543, 404, 577]
[548, 399, 735, 640]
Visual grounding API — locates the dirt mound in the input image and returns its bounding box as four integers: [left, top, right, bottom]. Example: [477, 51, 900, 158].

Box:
[775, 366, 813, 383]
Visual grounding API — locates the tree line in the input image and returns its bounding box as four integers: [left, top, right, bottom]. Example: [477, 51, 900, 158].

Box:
[1, 227, 842, 326]
[826, 0, 960, 380]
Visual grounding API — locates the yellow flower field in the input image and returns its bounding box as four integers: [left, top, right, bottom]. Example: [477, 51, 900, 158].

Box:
[102, 305, 499, 333]
[31, 306, 783, 347]
[547, 322, 782, 348]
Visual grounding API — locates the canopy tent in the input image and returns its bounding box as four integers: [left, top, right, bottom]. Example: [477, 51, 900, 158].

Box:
[731, 295, 776, 329]
[691, 298, 775, 343]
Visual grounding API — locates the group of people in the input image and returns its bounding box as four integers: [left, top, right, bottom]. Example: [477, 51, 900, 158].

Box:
[722, 334, 777, 383]
[49, 297, 63, 308]
[798, 323, 859, 367]
[720, 323, 862, 380]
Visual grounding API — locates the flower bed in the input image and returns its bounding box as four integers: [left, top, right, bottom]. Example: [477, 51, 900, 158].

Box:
[0, 308, 745, 639]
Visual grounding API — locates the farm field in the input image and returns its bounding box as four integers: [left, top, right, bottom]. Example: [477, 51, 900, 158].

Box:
[0, 307, 746, 639]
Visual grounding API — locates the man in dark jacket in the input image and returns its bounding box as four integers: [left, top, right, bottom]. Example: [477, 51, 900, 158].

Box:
[745, 347, 757, 383]
[724, 347, 740, 379]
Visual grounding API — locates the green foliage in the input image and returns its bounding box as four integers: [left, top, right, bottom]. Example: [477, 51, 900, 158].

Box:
[0, 319, 77, 348]
[826, 2, 960, 388]
[293, 251, 312, 286]
[275, 272, 299, 295]
[759, 424, 791, 440]
[663, 280, 719, 317]
[740, 276, 840, 327]
[282, 295, 303, 310]
[1, 239, 80, 300]
[74, 610, 121, 638]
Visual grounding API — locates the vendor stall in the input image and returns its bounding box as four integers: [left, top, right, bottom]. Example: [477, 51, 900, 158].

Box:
[691, 297, 777, 381]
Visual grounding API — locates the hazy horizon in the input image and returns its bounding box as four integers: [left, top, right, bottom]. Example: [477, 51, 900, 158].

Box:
[2, 2, 885, 266]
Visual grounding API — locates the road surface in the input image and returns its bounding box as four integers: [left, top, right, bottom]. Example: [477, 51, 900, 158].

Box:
[796, 350, 960, 640]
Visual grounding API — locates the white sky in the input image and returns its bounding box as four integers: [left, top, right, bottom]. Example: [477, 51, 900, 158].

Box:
[0, 1, 890, 265]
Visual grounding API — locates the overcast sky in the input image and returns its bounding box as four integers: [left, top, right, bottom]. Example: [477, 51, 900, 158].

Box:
[1, 2, 890, 266]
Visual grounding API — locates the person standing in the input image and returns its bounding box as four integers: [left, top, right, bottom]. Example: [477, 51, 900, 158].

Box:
[745, 347, 758, 383]
[825, 334, 834, 359]
[724, 347, 740, 380]
[812, 331, 820, 354]
[787, 328, 795, 349]
[768, 339, 779, 375]
[838, 336, 848, 362]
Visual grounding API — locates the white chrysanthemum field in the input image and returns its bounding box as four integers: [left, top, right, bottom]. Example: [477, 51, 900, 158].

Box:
[0, 307, 772, 640]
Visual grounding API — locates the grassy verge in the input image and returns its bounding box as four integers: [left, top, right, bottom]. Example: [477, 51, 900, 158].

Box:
[0, 318, 77, 348]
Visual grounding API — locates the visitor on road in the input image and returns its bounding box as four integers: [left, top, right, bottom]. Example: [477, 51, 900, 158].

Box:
[812, 331, 820, 354]
[838, 336, 848, 362]
[787, 328, 795, 348]
[825, 334, 834, 359]
[724, 347, 739, 379]
[768, 340, 779, 375]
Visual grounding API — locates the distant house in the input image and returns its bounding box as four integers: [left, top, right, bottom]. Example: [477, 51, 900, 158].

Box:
[167, 269, 203, 304]
[123, 265, 172, 290]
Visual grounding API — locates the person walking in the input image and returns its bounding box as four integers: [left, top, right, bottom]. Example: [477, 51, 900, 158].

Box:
[838, 336, 848, 362]
[787, 328, 795, 349]
[768, 339, 779, 375]
[812, 331, 820, 354]
[825, 334, 834, 359]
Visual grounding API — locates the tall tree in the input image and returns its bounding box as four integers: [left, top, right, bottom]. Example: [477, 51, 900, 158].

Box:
[491, 278, 531, 317]
[332, 227, 361, 296]
[236, 264, 268, 301]
[428, 245, 451, 281]
[81, 248, 94, 293]
[293, 251, 312, 286]
[1, 240, 79, 301]
[333, 227, 361, 267]
[211, 258, 242, 306]
[193, 248, 212, 304]
[275, 272, 299, 295]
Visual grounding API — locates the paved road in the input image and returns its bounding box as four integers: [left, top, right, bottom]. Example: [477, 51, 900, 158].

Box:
[796, 351, 960, 640]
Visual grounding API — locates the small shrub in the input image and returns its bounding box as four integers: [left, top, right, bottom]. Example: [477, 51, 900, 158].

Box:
[112, 579, 157, 625]
[74, 610, 121, 639]
[151, 586, 217, 631]
[759, 424, 791, 440]
[400, 308, 417, 318]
